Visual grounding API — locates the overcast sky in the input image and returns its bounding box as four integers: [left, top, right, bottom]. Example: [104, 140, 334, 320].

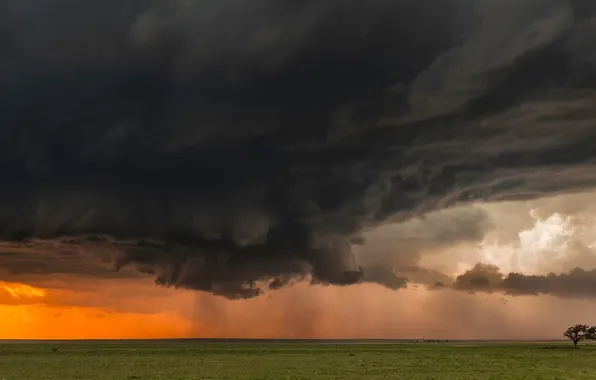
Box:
[1, 0, 595, 339]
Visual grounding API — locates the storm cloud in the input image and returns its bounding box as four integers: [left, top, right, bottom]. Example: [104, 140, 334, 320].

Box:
[1, 0, 596, 298]
[453, 263, 596, 298]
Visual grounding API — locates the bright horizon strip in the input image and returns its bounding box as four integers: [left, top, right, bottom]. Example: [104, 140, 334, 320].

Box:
[0, 305, 194, 340]
[2, 283, 47, 299]
[0, 281, 194, 340]
[0, 280, 592, 340]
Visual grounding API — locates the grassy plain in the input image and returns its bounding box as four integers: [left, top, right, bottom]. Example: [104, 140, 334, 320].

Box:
[0, 340, 595, 380]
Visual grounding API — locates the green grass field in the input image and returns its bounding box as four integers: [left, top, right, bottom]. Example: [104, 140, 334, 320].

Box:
[0, 341, 595, 379]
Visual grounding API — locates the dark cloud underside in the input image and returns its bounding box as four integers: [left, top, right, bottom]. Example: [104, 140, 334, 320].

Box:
[1, 0, 596, 298]
[453, 264, 596, 299]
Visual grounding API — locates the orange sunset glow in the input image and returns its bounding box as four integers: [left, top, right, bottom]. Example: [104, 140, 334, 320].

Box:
[0, 305, 192, 340]
[1, 277, 596, 341]
[0, 280, 193, 340]
[2, 283, 46, 299]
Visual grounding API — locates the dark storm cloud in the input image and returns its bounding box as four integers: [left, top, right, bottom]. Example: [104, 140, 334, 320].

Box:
[0, 239, 139, 280]
[453, 263, 596, 299]
[1, 0, 596, 298]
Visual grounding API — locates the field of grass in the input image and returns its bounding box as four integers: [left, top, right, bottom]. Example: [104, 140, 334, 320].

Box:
[0, 340, 595, 379]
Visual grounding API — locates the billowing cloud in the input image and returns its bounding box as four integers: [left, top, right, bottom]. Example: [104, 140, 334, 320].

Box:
[1, 0, 596, 299]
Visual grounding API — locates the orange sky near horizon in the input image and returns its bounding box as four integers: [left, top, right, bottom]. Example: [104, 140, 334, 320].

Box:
[2, 278, 595, 341]
[0, 304, 193, 340]
[0, 280, 195, 340]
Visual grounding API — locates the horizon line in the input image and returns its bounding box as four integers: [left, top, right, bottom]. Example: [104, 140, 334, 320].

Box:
[0, 338, 568, 343]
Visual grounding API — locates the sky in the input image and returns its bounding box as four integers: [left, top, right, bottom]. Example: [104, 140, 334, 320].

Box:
[1, 0, 596, 339]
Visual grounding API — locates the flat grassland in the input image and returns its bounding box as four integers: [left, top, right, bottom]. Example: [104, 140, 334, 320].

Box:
[0, 341, 595, 380]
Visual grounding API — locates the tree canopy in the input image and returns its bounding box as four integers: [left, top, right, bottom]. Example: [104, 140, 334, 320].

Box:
[564, 324, 595, 348]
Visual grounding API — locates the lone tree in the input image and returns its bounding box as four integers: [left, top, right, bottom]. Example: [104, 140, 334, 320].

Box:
[564, 324, 590, 348]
